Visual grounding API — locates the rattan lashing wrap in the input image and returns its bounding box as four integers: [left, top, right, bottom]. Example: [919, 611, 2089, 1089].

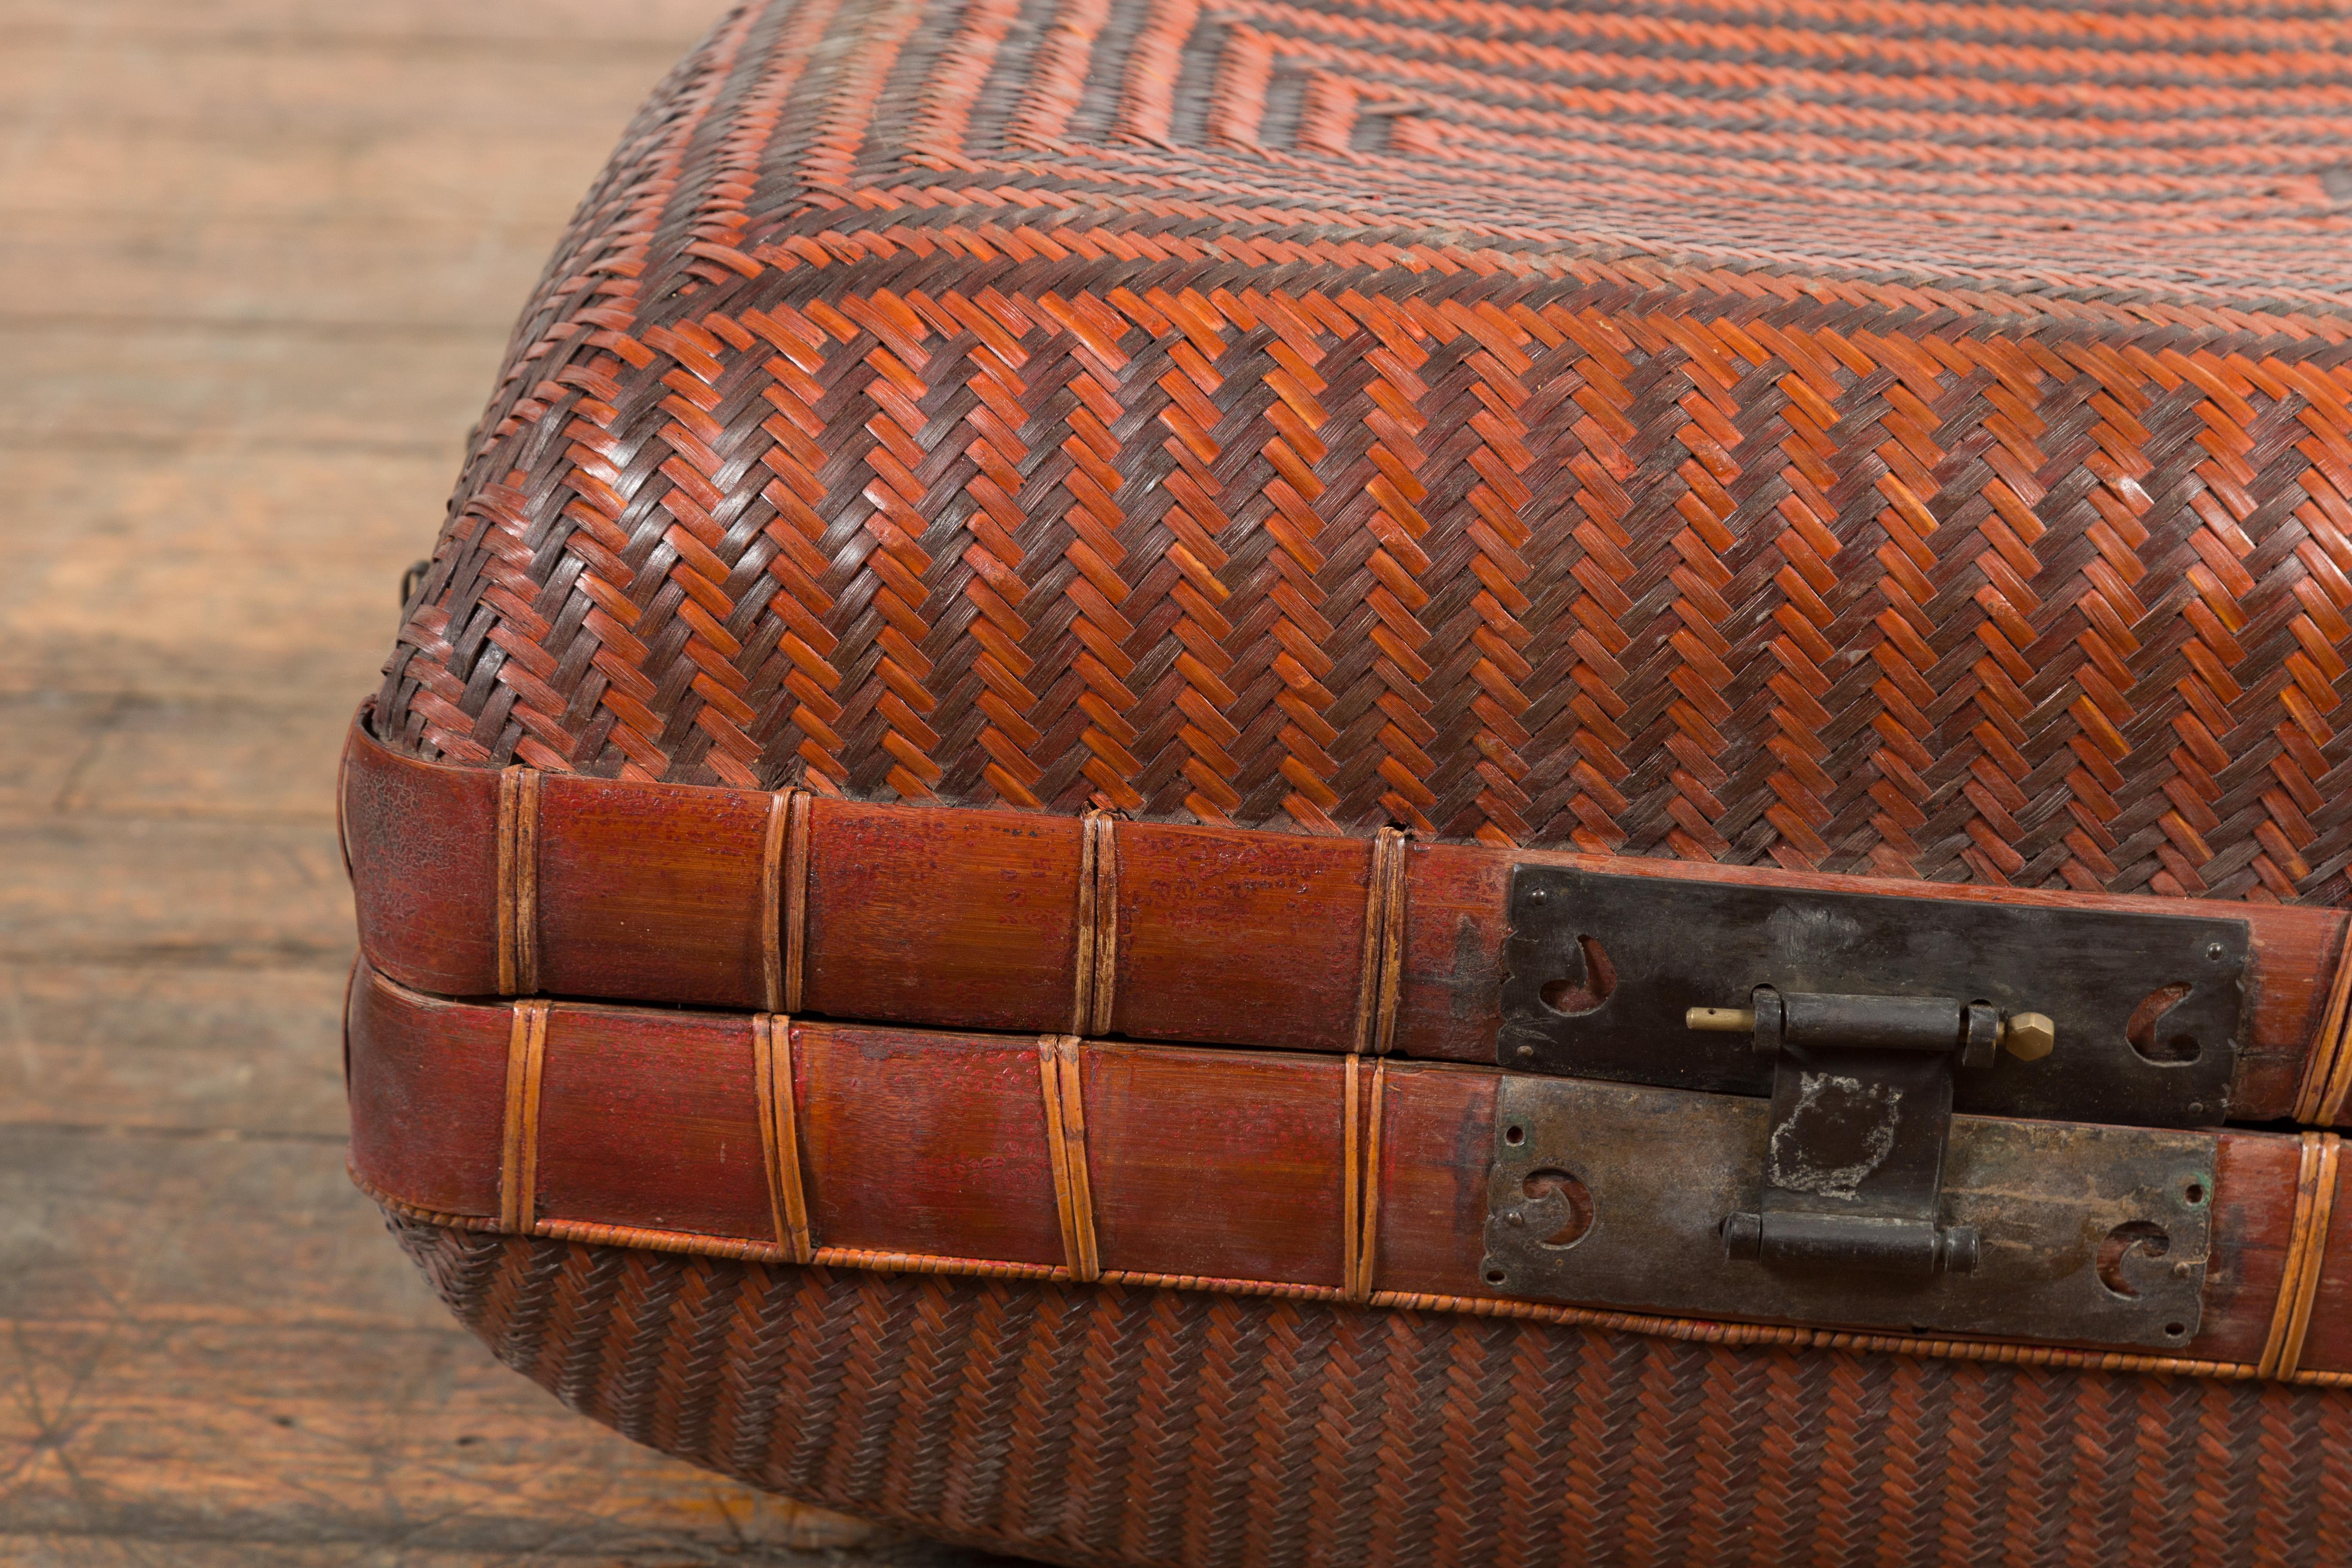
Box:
[375, 0, 2352, 906]
[396, 1218, 2352, 1568]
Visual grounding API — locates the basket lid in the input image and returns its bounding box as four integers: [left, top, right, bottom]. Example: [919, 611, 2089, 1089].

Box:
[374, 0, 2352, 907]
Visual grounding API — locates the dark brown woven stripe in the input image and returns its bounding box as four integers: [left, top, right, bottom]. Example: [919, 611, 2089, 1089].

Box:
[388, 1215, 2352, 1566]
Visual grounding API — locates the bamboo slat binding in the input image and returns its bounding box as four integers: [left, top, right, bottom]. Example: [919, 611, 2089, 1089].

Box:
[497, 999, 549, 1233]
[780, 791, 812, 1014]
[1369, 828, 1407, 1057]
[2297, 921, 2352, 1125]
[1071, 812, 1119, 1037]
[759, 793, 789, 1013]
[1037, 1035, 1100, 1281]
[2260, 1131, 2342, 1380]
[751, 1013, 815, 1265]
[493, 767, 539, 997]
[1342, 1053, 1387, 1302]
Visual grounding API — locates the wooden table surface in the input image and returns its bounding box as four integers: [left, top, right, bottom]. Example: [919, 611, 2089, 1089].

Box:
[0, 3, 1014, 1561]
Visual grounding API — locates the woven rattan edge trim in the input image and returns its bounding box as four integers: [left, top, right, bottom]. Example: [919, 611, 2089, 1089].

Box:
[496, 999, 549, 1233]
[352, 1162, 2310, 1385]
[753, 1013, 816, 1265]
[2302, 916, 2352, 1124]
[2259, 1131, 2342, 1378]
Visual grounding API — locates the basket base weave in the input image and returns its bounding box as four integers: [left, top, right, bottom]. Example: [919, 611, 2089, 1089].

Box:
[395, 1214, 2352, 1567]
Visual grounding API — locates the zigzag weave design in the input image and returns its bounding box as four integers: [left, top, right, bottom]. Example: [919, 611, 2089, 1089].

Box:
[377, 0, 2352, 903]
[398, 1220, 2352, 1568]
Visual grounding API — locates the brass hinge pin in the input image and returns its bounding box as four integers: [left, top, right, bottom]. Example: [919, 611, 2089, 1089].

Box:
[1684, 1001, 2056, 1060]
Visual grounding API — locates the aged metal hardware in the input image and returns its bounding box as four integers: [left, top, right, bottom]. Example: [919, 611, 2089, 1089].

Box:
[1684, 998, 2055, 1062]
[1498, 867, 2247, 1129]
[1692, 986, 2021, 1276]
[1482, 1075, 2216, 1351]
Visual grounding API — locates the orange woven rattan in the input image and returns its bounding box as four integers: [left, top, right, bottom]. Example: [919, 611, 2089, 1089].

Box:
[366, 3, 2352, 1560]
[376, 0, 2352, 904]
[400, 1219, 2352, 1568]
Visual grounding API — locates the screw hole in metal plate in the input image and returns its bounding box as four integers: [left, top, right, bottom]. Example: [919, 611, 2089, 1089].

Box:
[1504, 1124, 1525, 1146]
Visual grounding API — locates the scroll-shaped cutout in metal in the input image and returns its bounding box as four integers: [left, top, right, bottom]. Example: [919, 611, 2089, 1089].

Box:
[1519, 1168, 1594, 1249]
[2097, 1220, 2171, 1299]
[2126, 983, 2199, 1065]
[1483, 1075, 2216, 1350]
[1499, 867, 2247, 1128]
[1539, 936, 1614, 1018]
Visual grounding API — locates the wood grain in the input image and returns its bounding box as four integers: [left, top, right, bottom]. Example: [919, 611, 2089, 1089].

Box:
[348, 722, 2352, 1121]
[351, 969, 2346, 1375]
[0, 0, 995, 1557]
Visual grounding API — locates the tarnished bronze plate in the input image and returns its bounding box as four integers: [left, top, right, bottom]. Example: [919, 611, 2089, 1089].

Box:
[1482, 1075, 2216, 1351]
[1498, 867, 2247, 1128]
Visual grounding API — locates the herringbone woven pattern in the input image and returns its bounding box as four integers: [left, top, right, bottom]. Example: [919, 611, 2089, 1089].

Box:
[396, 1216, 2352, 1568]
[374, 0, 2352, 903]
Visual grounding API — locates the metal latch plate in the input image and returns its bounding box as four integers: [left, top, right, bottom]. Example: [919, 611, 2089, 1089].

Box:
[1483, 1075, 2216, 1351]
[1499, 868, 2248, 1127]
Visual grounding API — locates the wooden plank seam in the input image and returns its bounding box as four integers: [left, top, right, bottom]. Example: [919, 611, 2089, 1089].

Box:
[752, 1012, 816, 1264]
[497, 999, 550, 1234]
[1038, 1034, 1100, 1280]
[2259, 1130, 2341, 1379]
[2301, 916, 2352, 1124]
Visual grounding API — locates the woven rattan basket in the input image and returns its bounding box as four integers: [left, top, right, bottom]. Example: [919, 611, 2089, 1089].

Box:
[345, 2, 2352, 1562]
